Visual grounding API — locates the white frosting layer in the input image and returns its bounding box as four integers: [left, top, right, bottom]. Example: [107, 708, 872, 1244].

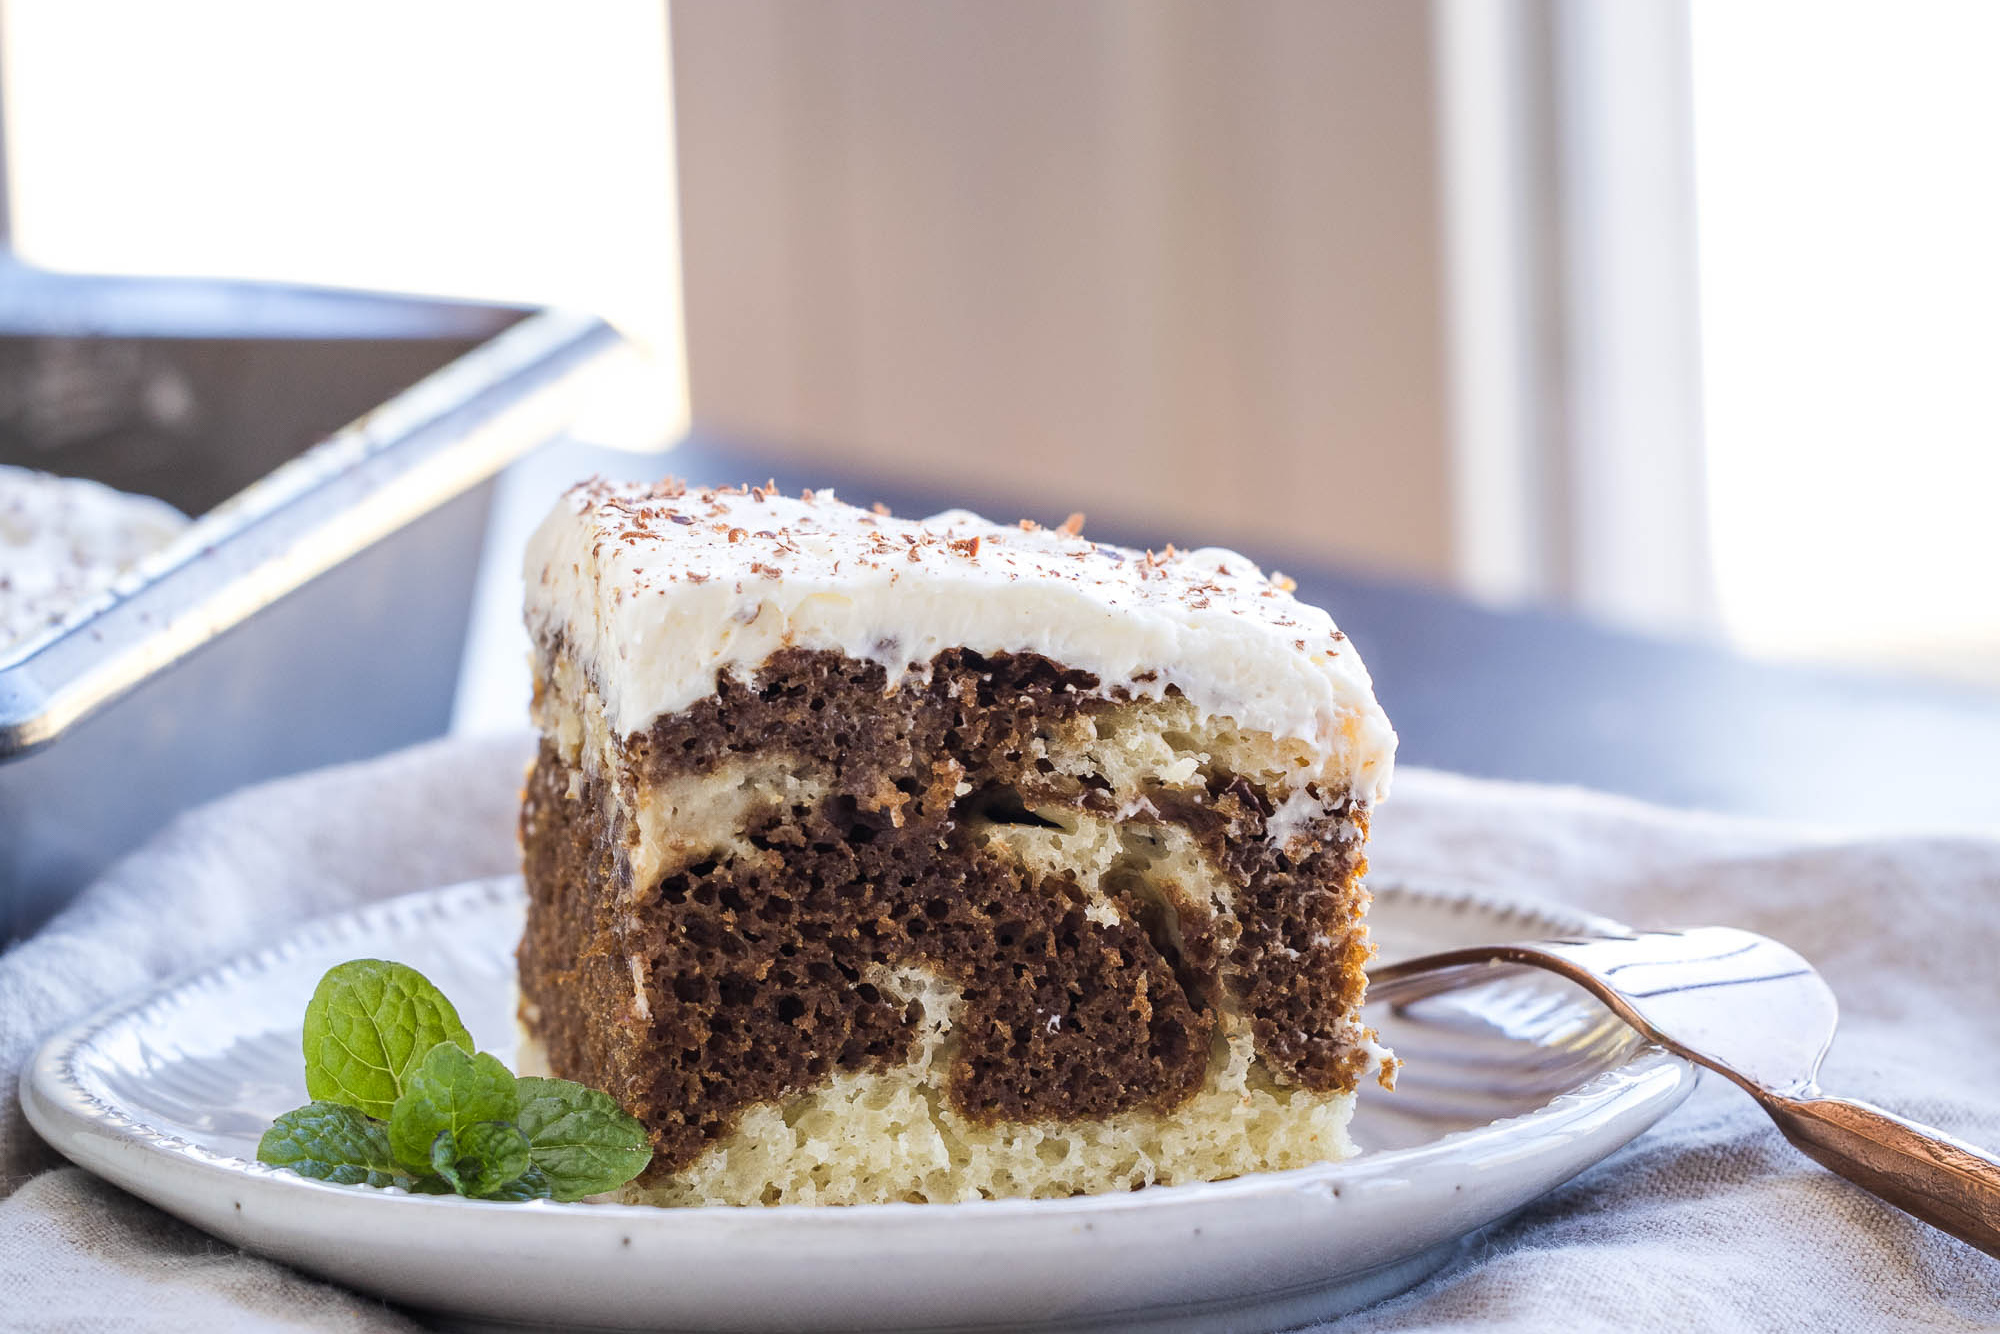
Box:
[525, 480, 1396, 802]
[1, 465, 189, 654]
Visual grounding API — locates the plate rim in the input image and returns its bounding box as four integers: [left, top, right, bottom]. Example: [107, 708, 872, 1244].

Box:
[23, 872, 1692, 1227]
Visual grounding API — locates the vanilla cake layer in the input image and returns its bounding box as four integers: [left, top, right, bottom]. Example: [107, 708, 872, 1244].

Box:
[517, 481, 1397, 1205]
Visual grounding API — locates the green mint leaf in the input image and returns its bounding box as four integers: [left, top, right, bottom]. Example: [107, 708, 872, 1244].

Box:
[302, 960, 474, 1119]
[271, 960, 651, 1205]
[483, 1163, 554, 1202]
[515, 1076, 654, 1201]
[429, 1121, 532, 1198]
[257, 1101, 405, 1188]
[388, 1042, 520, 1171]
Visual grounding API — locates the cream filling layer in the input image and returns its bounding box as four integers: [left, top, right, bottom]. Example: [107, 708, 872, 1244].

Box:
[536, 651, 1356, 907]
[625, 762, 830, 899]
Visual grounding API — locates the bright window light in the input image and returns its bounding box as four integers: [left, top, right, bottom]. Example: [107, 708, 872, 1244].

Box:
[1692, 0, 2000, 687]
[1, 0, 682, 357]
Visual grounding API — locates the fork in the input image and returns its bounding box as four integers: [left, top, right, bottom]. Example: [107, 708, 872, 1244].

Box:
[1369, 927, 2000, 1258]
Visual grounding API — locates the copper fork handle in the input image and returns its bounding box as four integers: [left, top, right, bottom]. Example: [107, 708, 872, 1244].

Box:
[1757, 1091, 2000, 1258]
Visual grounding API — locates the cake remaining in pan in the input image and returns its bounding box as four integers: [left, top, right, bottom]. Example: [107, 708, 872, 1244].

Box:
[517, 479, 1396, 1205]
[0, 465, 188, 655]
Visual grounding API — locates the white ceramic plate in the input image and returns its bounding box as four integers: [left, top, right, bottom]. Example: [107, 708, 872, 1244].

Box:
[24, 877, 1695, 1333]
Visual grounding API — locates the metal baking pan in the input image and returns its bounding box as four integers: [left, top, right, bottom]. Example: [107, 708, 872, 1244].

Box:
[0, 268, 641, 939]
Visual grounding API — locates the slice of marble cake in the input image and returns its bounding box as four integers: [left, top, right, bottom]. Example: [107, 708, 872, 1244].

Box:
[517, 479, 1397, 1206]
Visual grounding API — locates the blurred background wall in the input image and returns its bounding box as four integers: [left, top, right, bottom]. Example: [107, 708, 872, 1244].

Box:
[3, 0, 1997, 687]
[672, 1, 1455, 582]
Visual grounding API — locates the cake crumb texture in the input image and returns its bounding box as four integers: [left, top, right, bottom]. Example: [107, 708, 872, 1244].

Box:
[520, 646, 1379, 1203]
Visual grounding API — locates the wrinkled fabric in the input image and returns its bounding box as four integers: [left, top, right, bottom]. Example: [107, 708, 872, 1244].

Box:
[2, 741, 1995, 1330]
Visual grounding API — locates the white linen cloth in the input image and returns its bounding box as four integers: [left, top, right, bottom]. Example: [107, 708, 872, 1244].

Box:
[2, 737, 1996, 1330]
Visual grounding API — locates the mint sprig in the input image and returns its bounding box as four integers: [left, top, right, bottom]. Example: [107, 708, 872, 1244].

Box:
[258, 960, 652, 1202]
[302, 960, 473, 1118]
[258, 1102, 406, 1188]
[516, 1076, 657, 1202]
[430, 1120, 534, 1197]
[483, 1163, 554, 1202]
[388, 1043, 519, 1171]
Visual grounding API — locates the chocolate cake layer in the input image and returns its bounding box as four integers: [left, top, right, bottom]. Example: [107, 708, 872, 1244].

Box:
[519, 648, 1372, 1178]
